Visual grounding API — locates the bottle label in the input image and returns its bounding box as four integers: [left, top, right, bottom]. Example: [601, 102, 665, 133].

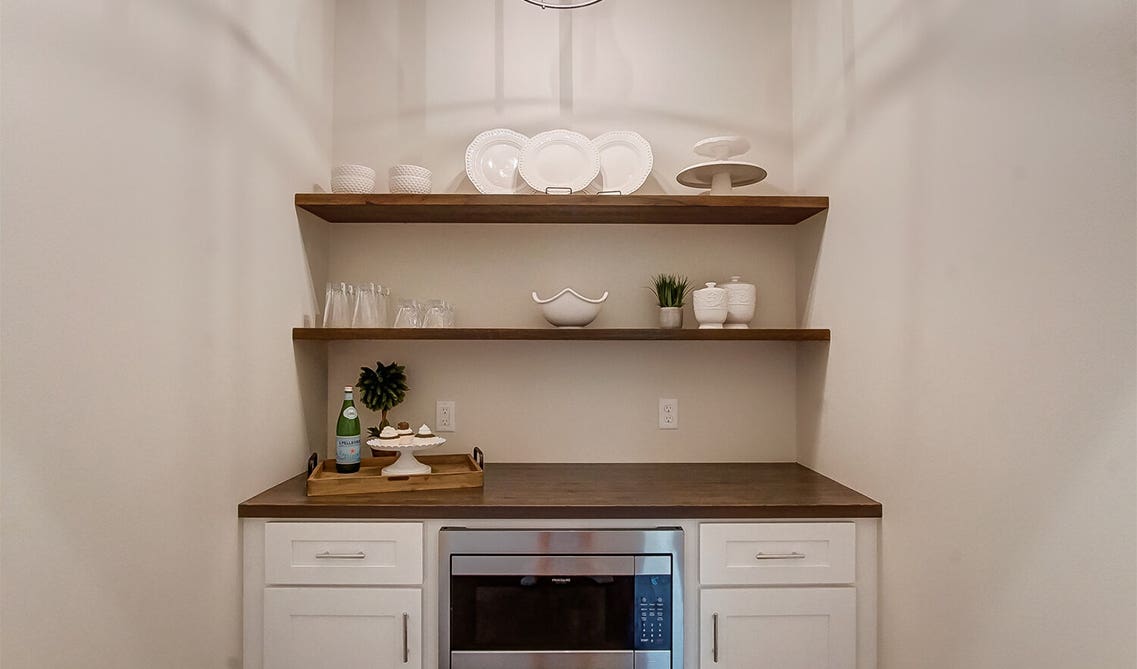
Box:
[342, 406, 358, 420]
[336, 435, 361, 465]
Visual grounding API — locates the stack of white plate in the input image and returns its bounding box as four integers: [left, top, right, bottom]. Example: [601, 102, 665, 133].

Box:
[465, 128, 653, 195]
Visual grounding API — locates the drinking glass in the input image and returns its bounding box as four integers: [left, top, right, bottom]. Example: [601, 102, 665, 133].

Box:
[423, 299, 448, 328]
[322, 282, 351, 328]
[352, 283, 386, 328]
[393, 299, 422, 328]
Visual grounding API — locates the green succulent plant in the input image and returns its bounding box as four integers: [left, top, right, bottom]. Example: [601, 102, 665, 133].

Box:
[649, 273, 692, 308]
[356, 361, 409, 438]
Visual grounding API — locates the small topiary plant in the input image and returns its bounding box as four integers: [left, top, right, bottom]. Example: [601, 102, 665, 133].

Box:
[356, 360, 409, 438]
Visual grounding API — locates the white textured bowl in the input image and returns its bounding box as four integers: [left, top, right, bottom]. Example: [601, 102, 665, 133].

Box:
[389, 175, 432, 194]
[531, 288, 608, 327]
[331, 174, 375, 194]
[389, 164, 432, 180]
[333, 164, 376, 179]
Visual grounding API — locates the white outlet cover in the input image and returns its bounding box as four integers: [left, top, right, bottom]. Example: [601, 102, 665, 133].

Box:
[659, 398, 678, 430]
[436, 400, 456, 432]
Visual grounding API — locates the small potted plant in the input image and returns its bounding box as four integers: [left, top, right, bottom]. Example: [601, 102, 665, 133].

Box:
[650, 273, 692, 329]
[356, 360, 409, 454]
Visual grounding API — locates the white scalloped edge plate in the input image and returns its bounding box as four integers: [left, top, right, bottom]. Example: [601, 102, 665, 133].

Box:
[518, 129, 601, 194]
[583, 130, 653, 195]
[465, 129, 536, 194]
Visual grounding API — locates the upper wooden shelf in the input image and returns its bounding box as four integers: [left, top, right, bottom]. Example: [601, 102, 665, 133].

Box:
[295, 194, 829, 225]
[293, 328, 830, 341]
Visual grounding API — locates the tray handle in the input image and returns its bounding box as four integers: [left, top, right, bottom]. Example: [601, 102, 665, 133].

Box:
[472, 447, 484, 469]
[307, 452, 318, 477]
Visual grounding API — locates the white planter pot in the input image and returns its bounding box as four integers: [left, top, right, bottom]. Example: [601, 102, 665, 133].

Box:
[659, 307, 683, 329]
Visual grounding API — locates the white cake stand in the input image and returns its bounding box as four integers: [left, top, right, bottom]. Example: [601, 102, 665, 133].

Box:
[365, 437, 446, 476]
[676, 161, 768, 194]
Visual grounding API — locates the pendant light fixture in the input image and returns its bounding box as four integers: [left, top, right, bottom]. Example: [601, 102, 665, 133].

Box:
[522, 0, 604, 8]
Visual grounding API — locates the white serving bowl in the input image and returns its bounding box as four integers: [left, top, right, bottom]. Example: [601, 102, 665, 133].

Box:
[333, 164, 376, 179]
[389, 164, 432, 180]
[531, 288, 608, 327]
[331, 174, 375, 194]
[389, 175, 432, 194]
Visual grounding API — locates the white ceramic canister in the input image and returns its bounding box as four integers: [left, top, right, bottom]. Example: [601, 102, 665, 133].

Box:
[692, 282, 728, 329]
[722, 275, 756, 328]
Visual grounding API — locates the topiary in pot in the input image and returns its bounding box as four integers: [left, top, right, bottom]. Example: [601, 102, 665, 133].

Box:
[649, 273, 692, 328]
[356, 361, 409, 446]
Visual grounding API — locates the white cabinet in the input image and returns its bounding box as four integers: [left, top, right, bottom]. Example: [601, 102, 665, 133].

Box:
[265, 522, 423, 585]
[264, 587, 421, 669]
[700, 588, 855, 669]
[699, 522, 862, 669]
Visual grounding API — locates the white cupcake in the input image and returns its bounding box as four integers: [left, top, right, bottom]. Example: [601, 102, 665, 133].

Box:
[413, 424, 437, 446]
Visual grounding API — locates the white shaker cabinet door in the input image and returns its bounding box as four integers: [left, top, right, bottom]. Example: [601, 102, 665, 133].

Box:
[700, 588, 855, 669]
[264, 587, 421, 669]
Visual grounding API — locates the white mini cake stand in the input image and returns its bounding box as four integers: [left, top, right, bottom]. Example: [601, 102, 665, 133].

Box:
[677, 135, 768, 195]
[365, 437, 446, 476]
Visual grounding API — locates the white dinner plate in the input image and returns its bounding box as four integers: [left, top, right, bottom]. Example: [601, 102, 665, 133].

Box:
[518, 129, 600, 194]
[465, 128, 535, 194]
[583, 131, 653, 195]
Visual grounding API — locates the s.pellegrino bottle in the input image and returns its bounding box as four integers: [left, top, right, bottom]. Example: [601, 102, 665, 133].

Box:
[335, 386, 361, 473]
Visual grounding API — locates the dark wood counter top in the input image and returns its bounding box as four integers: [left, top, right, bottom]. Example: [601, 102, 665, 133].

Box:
[238, 462, 881, 519]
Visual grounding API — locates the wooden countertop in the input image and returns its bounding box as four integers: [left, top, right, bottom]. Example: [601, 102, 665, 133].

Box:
[238, 462, 881, 519]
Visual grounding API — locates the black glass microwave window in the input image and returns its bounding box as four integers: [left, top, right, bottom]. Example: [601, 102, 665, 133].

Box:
[450, 574, 636, 651]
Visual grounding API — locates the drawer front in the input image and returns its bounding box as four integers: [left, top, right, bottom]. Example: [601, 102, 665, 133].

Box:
[700, 522, 855, 585]
[265, 522, 423, 585]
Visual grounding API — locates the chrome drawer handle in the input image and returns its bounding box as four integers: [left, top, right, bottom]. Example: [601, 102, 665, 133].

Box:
[402, 612, 409, 663]
[315, 551, 367, 559]
[712, 612, 719, 663]
[754, 552, 807, 560]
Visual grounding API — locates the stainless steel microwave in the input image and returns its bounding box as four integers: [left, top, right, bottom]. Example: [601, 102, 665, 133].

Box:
[439, 528, 684, 669]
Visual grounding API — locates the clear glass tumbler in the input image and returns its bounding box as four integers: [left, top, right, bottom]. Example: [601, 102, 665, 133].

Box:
[423, 299, 448, 328]
[392, 298, 422, 328]
[352, 283, 385, 328]
[322, 282, 352, 328]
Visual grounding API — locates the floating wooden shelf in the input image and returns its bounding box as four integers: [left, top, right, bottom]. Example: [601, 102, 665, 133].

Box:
[295, 193, 828, 225]
[293, 328, 830, 341]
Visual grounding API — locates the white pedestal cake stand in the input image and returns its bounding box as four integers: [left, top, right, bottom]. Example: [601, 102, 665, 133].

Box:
[365, 437, 446, 476]
[677, 135, 768, 195]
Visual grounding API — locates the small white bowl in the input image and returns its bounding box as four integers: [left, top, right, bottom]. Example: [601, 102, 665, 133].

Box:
[331, 174, 375, 194]
[532, 288, 608, 327]
[389, 175, 432, 194]
[333, 164, 375, 179]
[389, 164, 432, 180]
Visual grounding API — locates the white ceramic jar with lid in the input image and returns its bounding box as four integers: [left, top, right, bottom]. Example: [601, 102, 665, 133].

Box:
[692, 282, 728, 329]
[722, 275, 756, 328]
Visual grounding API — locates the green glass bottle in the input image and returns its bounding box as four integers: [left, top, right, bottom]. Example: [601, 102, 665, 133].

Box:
[335, 386, 361, 473]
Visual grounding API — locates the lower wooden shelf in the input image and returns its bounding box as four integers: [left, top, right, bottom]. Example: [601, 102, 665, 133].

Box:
[292, 327, 830, 341]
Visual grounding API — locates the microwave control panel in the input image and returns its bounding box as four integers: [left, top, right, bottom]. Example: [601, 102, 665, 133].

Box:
[634, 574, 672, 650]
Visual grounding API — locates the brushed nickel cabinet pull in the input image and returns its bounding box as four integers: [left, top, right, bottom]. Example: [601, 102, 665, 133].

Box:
[315, 551, 366, 559]
[712, 612, 719, 663]
[754, 552, 806, 560]
[402, 612, 409, 663]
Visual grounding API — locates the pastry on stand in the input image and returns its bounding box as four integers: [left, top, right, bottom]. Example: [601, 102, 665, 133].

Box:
[367, 423, 446, 476]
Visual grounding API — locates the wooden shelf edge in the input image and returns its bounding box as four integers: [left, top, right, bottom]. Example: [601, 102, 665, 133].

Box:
[294, 193, 829, 225]
[292, 327, 831, 342]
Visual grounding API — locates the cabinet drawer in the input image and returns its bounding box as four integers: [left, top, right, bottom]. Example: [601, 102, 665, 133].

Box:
[265, 522, 423, 585]
[700, 522, 855, 585]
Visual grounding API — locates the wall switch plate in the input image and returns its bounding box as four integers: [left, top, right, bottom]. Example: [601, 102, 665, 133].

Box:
[436, 401, 455, 432]
[659, 398, 678, 429]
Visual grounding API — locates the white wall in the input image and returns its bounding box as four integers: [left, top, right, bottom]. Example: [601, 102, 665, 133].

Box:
[0, 1, 334, 667]
[792, 1, 1136, 667]
[326, 0, 803, 461]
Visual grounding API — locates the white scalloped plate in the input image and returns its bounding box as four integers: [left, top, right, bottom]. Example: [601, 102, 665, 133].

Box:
[465, 128, 536, 194]
[518, 129, 600, 194]
[583, 130, 653, 195]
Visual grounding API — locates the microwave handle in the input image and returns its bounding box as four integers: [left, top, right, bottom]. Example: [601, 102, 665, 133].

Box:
[712, 612, 719, 662]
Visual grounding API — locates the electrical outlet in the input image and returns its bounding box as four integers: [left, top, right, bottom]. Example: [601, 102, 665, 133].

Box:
[436, 400, 456, 432]
[659, 398, 678, 429]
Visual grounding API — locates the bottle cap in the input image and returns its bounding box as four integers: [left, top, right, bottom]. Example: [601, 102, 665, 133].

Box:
[343, 386, 353, 392]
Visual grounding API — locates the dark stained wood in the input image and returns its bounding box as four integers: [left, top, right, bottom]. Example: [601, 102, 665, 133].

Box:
[238, 462, 881, 519]
[295, 193, 829, 225]
[292, 327, 831, 342]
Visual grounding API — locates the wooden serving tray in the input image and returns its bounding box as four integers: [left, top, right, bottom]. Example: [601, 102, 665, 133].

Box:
[305, 449, 484, 497]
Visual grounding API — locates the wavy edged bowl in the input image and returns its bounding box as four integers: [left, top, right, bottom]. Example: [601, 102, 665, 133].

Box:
[531, 288, 609, 327]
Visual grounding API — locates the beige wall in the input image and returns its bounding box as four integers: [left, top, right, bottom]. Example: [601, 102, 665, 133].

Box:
[793, 1, 1136, 667]
[0, 1, 334, 667]
[325, 0, 803, 461]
